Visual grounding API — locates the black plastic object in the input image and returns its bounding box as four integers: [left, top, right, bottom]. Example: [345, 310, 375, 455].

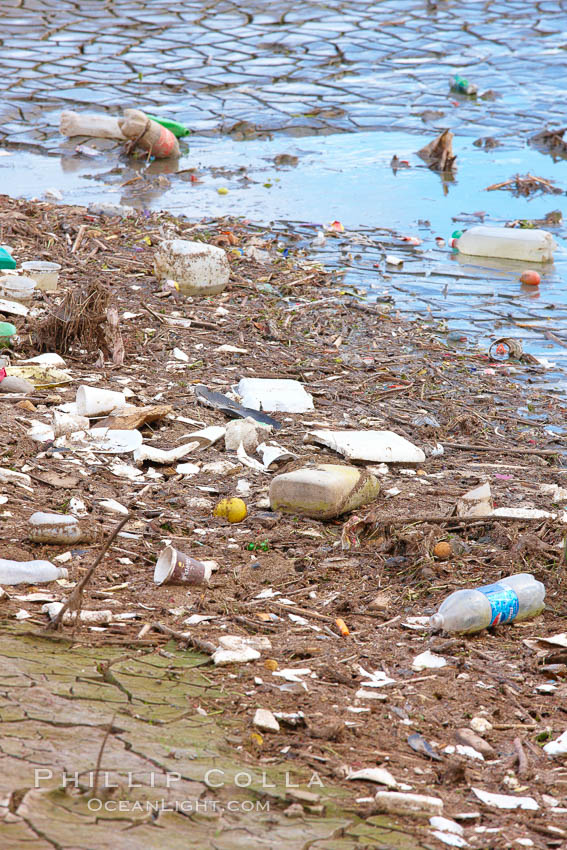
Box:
[194, 385, 282, 430]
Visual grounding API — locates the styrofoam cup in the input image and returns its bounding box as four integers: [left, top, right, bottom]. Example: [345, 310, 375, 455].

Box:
[154, 545, 212, 586]
[76, 385, 126, 418]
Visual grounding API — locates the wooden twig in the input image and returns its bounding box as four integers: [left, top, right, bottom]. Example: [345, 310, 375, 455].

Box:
[444, 442, 561, 457]
[152, 622, 217, 656]
[46, 514, 131, 630]
[91, 714, 117, 796]
[514, 737, 529, 779]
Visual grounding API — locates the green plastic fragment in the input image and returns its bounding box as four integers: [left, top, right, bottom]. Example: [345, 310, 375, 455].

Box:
[0, 247, 16, 270]
[0, 321, 17, 347]
[148, 116, 191, 138]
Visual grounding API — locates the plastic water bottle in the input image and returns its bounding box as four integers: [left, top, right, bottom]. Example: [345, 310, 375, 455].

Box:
[429, 573, 545, 634]
[453, 226, 556, 263]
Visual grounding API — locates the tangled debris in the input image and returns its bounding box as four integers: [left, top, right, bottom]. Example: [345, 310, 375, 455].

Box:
[1, 195, 567, 846]
[486, 173, 562, 197]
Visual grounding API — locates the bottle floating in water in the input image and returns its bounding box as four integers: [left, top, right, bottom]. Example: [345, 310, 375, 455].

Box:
[453, 226, 556, 263]
[429, 573, 545, 634]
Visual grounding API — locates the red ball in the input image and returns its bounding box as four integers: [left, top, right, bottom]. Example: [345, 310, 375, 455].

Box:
[520, 270, 541, 286]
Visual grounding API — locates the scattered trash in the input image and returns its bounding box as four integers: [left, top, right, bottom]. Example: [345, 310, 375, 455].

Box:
[195, 384, 282, 430]
[154, 546, 217, 586]
[270, 464, 380, 519]
[417, 130, 456, 172]
[456, 482, 493, 517]
[0, 321, 16, 348]
[21, 261, 61, 292]
[433, 541, 452, 560]
[430, 573, 545, 634]
[119, 109, 180, 158]
[451, 73, 478, 96]
[76, 385, 126, 417]
[60, 110, 126, 140]
[412, 650, 447, 671]
[0, 559, 68, 585]
[28, 512, 83, 544]
[374, 791, 443, 818]
[224, 417, 273, 453]
[237, 378, 314, 413]
[489, 338, 523, 361]
[253, 708, 280, 733]
[347, 767, 398, 788]
[543, 730, 567, 756]
[453, 226, 556, 262]
[471, 787, 539, 811]
[43, 602, 112, 625]
[154, 240, 230, 296]
[0, 275, 36, 302]
[306, 430, 425, 464]
[408, 733, 442, 761]
[213, 497, 248, 523]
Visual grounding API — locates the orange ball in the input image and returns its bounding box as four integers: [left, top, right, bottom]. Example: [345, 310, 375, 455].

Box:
[433, 541, 452, 561]
[520, 270, 541, 286]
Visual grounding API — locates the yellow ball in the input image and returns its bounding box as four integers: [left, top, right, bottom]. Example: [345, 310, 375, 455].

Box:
[213, 497, 247, 523]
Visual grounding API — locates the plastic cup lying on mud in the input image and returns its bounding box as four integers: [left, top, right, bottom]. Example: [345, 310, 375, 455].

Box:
[76, 385, 126, 417]
[154, 546, 214, 586]
[21, 261, 61, 292]
[0, 275, 36, 302]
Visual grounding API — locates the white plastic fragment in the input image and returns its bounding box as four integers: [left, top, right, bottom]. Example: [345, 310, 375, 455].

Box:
[253, 708, 280, 733]
[134, 440, 201, 465]
[307, 430, 425, 464]
[358, 666, 396, 687]
[456, 482, 493, 517]
[430, 817, 464, 836]
[471, 787, 539, 810]
[347, 768, 398, 788]
[431, 831, 468, 848]
[443, 745, 484, 761]
[218, 635, 271, 652]
[212, 647, 261, 666]
[237, 378, 314, 413]
[374, 791, 443, 817]
[412, 650, 447, 671]
[43, 602, 112, 624]
[543, 730, 567, 756]
[172, 347, 189, 362]
[99, 499, 129, 516]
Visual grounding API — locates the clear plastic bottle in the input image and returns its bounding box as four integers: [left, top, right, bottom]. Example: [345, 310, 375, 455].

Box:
[454, 226, 556, 263]
[429, 573, 545, 634]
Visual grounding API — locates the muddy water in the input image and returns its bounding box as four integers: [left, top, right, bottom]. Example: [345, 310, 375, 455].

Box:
[1, 0, 567, 380]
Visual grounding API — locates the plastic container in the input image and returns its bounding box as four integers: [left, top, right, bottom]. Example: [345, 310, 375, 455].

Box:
[454, 226, 556, 263]
[269, 463, 380, 520]
[60, 110, 126, 140]
[0, 247, 16, 270]
[0, 321, 16, 348]
[429, 573, 545, 634]
[154, 239, 230, 296]
[21, 261, 61, 292]
[147, 115, 191, 138]
[154, 545, 213, 586]
[76, 385, 126, 417]
[118, 109, 179, 159]
[0, 275, 36, 303]
[28, 512, 82, 544]
[0, 559, 69, 585]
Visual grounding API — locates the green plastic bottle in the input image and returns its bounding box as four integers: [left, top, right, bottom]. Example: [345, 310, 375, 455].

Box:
[147, 116, 191, 138]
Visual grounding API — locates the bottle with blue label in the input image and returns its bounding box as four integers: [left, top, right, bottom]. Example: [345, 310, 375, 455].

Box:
[429, 573, 545, 634]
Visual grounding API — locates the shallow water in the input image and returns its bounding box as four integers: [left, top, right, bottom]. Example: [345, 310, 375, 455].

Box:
[1, 0, 567, 386]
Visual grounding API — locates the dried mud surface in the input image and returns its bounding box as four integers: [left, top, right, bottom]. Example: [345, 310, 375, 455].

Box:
[1, 196, 567, 848]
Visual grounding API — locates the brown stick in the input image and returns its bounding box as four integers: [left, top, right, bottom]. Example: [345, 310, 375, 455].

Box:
[91, 713, 117, 796]
[46, 514, 131, 630]
[152, 622, 217, 656]
[513, 737, 530, 779]
[444, 442, 561, 457]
